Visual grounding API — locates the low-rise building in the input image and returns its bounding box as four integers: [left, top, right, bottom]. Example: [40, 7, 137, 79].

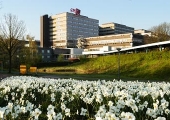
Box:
[134, 29, 152, 36]
[53, 48, 83, 60]
[38, 47, 53, 62]
[99, 22, 134, 36]
[24, 40, 40, 47]
[83, 33, 143, 52]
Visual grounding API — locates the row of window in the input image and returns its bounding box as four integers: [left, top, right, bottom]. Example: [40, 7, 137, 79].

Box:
[56, 33, 66, 36]
[67, 21, 98, 27]
[55, 16, 66, 20]
[41, 50, 51, 53]
[115, 28, 134, 31]
[67, 28, 98, 33]
[55, 29, 64, 32]
[89, 42, 131, 46]
[67, 34, 97, 40]
[67, 17, 98, 23]
[55, 43, 66, 46]
[89, 39, 131, 44]
[50, 37, 66, 40]
[55, 25, 66, 28]
[67, 25, 98, 30]
[56, 37, 66, 40]
[42, 56, 51, 59]
[52, 21, 98, 27]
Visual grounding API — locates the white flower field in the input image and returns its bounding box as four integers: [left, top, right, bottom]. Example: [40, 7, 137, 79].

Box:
[0, 76, 170, 120]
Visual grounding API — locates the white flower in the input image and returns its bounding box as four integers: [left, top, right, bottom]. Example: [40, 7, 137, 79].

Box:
[55, 112, 62, 120]
[146, 108, 157, 118]
[32, 94, 35, 98]
[65, 108, 70, 117]
[11, 112, 18, 119]
[96, 117, 102, 120]
[32, 108, 42, 120]
[5, 102, 13, 114]
[143, 101, 148, 107]
[51, 97, 55, 102]
[26, 102, 34, 112]
[47, 110, 56, 120]
[138, 104, 144, 110]
[108, 101, 113, 107]
[153, 102, 158, 110]
[51, 93, 56, 102]
[20, 106, 26, 113]
[60, 103, 66, 111]
[160, 98, 169, 110]
[109, 106, 120, 115]
[96, 94, 103, 103]
[125, 99, 136, 107]
[105, 112, 119, 120]
[116, 99, 125, 109]
[11, 92, 15, 96]
[80, 107, 87, 116]
[0, 107, 6, 119]
[4, 95, 8, 101]
[121, 112, 135, 120]
[47, 104, 55, 112]
[165, 108, 170, 115]
[131, 105, 138, 112]
[95, 105, 106, 119]
[154, 117, 166, 120]
[14, 104, 20, 113]
[51, 93, 55, 98]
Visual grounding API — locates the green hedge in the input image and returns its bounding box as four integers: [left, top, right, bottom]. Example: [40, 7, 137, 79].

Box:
[37, 62, 74, 68]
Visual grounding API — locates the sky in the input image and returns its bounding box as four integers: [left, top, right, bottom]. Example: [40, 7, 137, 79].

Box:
[0, 0, 169, 40]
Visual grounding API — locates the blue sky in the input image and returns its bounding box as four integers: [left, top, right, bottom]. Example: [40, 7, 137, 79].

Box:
[0, 0, 169, 40]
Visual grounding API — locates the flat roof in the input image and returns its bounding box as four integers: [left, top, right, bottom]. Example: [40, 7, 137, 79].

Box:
[82, 40, 170, 55]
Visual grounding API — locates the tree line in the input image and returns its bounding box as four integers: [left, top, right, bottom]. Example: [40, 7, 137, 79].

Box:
[144, 22, 170, 44]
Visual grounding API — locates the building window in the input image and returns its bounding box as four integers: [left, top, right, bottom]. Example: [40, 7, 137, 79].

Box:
[42, 56, 44, 59]
[42, 50, 44, 53]
[47, 50, 50, 53]
[47, 56, 50, 58]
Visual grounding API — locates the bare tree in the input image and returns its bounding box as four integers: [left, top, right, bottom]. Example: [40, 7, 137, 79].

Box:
[151, 22, 170, 35]
[0, 13, 26, 73]
[26, 35, 37, 57]
[19, 35, 41, 68]
[144, 22, 170, 44]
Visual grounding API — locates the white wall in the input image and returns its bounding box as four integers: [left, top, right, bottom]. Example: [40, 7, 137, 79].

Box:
[69, 48, 83, 58]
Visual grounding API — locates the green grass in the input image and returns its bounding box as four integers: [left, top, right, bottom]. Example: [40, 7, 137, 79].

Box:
[38, 50, 170, 81]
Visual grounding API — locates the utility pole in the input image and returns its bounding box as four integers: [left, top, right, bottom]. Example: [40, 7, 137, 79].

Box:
[0, 61, 3, 72]
[116, 48, 121, 80]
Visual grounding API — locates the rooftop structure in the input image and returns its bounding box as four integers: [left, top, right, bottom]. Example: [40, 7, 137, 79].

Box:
[99, 22, 134, 36]
[134, 29, 152, 36]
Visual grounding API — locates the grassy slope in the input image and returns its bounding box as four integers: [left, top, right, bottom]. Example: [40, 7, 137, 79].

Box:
[39, 50, 170, 81]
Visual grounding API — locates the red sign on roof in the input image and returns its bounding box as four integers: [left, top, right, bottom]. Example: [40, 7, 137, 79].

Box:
[70, 8, 81, 15]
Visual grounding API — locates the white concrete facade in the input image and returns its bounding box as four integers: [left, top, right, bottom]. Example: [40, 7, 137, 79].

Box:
[69, 48, 84, 58]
